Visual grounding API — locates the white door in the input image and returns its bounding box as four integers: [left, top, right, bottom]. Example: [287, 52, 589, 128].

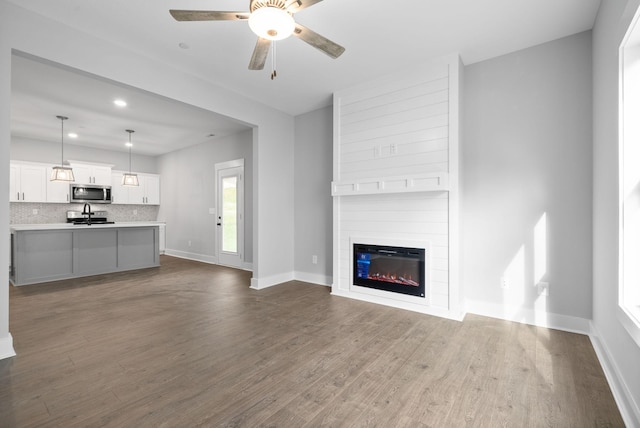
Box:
[216, 160, 244, 268]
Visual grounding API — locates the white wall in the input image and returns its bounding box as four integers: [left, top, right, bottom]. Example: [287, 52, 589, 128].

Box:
[0, 1, 295, 358]
[11, 136, 158, 173]
[592, 0, 640, 424]
[330, 56, 461, 319]
[293, 106, 333, 285]
[462, 31, 593, 331]
[0, 1, 13, 359]
[157, 129, 253, 264]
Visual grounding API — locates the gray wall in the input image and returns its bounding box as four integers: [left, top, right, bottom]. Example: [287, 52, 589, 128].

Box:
[462, 31, 593, 322]
[293, 106, 333, 283]
[593, 0, 640, 422]
[157, 129, 253, 264]
[11, 136, 158, 173]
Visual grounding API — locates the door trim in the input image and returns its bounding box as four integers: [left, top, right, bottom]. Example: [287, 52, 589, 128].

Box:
[215, 159, 244, 268]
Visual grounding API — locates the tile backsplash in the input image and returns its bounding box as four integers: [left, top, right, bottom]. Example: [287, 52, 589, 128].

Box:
[10, 203, 159, 224]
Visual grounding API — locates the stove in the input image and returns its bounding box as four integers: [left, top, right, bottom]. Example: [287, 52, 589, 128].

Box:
[66, 210, 114, 225]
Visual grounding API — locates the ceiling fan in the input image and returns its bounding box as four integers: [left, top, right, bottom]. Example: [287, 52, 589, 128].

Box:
[169, 0, 345, 75]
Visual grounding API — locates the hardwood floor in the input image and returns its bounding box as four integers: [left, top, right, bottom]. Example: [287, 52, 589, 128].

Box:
[0, 255, 624, 427]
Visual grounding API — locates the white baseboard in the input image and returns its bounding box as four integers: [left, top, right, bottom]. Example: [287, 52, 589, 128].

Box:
[164, 249, 253, 272]
[590, 323, 640, 428]
[0, 334, 16, 360]
[250, 271, 294, 290]
[249, 271, 331, 290]
[465, 299, 591, 334]
[164, 249, 217, 265]
[293, 271, 332, 286]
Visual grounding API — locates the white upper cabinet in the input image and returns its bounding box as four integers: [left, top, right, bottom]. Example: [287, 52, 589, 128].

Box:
[128, 173, 160, 205]
[110, 172, 129, 204]
[10, 162, 47, 202]
[143, 174, 160, 205]
[69, 161, 113, 185]
[111, 171, 160, 205]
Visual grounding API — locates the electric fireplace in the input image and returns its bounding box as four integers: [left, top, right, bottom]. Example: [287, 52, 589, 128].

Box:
[353, 243, 426, 298]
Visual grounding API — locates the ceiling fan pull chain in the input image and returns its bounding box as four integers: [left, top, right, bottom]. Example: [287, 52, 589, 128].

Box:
[271, 40, 277, 80]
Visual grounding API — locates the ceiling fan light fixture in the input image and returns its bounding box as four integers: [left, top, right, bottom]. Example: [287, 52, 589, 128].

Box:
[248, 6, 294, 40]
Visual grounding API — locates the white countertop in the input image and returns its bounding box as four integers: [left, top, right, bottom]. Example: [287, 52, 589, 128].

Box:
[10, 222, 165, 232]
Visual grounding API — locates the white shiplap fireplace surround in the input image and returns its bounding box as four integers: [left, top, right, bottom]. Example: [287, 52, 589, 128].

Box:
[332, 54, 463, 321]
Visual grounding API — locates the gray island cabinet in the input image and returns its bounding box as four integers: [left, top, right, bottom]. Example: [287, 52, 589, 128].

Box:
[10, 223, 161, 286]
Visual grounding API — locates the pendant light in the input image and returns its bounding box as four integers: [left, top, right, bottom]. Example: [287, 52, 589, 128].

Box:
[122, 129, 139, 186]
[50, 115, 75, 181]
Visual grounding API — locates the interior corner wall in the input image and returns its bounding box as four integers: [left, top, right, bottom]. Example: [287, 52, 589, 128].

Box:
[293, 106, 333, 285]
[592, 0, 640, 424]
[157, 130, 253, 264]
[461, 31, 593, 330]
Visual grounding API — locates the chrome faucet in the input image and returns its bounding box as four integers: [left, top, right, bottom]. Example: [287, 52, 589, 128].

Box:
[82, 203, 92, 225]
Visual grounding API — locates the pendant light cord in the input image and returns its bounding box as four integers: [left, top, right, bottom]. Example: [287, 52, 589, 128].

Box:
[271, 41, 277, 80]
[56, 115, 68, 167]
[60, 118, 64, 165]
[127, 130, 134, 173]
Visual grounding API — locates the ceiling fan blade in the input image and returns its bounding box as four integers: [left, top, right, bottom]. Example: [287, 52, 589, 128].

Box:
[285, 0, 323, 13]
[249, 38, 271, 70]
[169, 10, 250, 21]
[293, 24, 345, 59]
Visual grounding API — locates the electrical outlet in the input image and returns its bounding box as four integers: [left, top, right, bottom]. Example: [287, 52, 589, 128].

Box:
[188, 240, 192, 247]
[312, 255, 318, 264]
[133, 209, 138, 216]
[537, 282, 549, 296]
[501, 276, 508, 288]
[32, 209, 38, 215]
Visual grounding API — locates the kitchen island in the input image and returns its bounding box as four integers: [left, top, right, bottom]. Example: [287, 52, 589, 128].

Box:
[10, 222, 161, 286]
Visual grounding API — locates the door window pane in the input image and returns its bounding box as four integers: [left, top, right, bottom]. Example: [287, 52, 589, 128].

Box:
[222, 176, 237, 253]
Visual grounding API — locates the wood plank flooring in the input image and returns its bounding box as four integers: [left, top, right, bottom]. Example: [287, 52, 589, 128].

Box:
[0, 255, 625, 427]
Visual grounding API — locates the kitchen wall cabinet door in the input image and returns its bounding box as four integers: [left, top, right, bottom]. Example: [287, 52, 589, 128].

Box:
[111, 171, 160, 205]
[110, 172, 129, 204]
[70, 163, 112, 185]
[10, 162, 47, 202]
[46, 167, 70, 202]
[144, 174, 160, 205]
[128, 174, 160, 205]
[9, 164, 18, 202]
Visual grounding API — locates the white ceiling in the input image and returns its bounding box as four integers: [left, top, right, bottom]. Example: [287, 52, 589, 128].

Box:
[8, 0, 601, 156]
[11, 54, 252, 156]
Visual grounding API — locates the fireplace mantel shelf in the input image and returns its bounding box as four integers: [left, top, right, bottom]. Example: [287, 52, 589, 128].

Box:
[332, 172, 449, 197]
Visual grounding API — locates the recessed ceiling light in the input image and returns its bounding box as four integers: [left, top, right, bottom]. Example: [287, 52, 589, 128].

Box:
[68, 132, 78, 138]
[125, 142, 133, 147]
[114, 99, 127, 107]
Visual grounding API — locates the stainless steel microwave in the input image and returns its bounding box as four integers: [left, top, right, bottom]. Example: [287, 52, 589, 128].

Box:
[69, 184, 112, 204]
